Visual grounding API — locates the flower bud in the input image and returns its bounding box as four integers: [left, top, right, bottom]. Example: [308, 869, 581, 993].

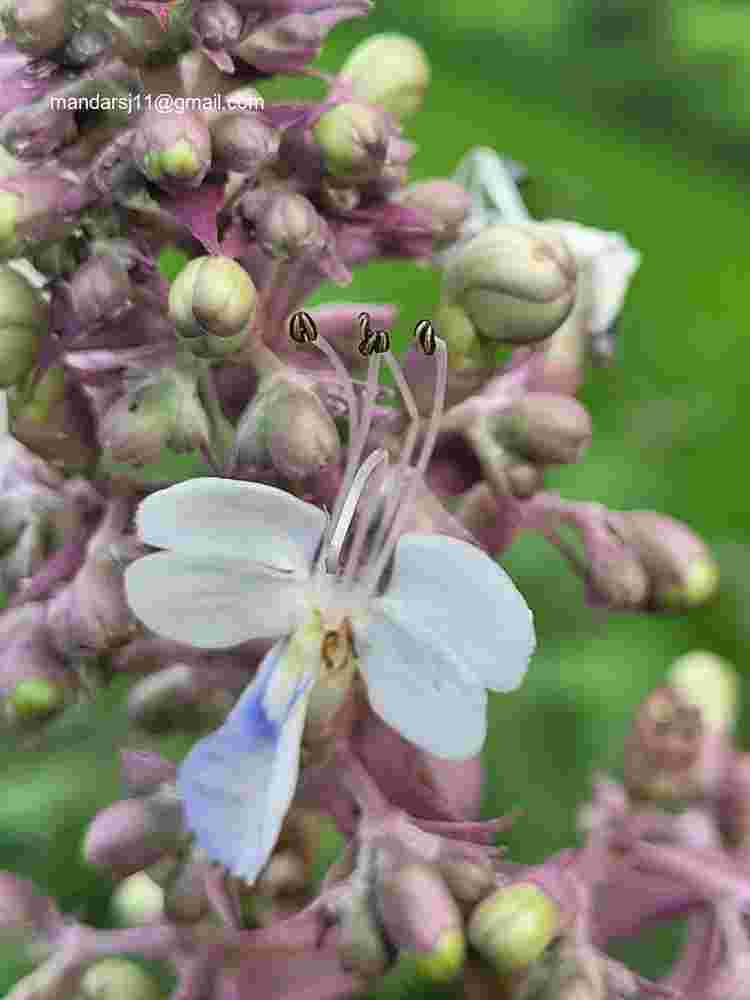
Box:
[376, 863, 465, 983]
[84, 787, 184, 877]
[110, 872, 164, 927]
[0, 871, 62, 956]
[395, 179, 471, 241]
[169, 256, 257, 356]
[232, 370, 341, 482]
[668, 650, 738, 734]
[210, 112, 278, 175]
[336, 892, 390, 978]
[612, 511, 719, 611]
[2, 0, 72, 56]
[623, 686, 706, 802]
[441, 223, 577, 344]
[58, 27, 113, 68]
[467, 882, 561, 975]
[235, 13, 323, 75]
[100, 365, 213, 467]
[499, 392, 592, 466]
[0, 102, 78, 161]
[313, 102, 390, 184]
[79, 959, 162, 1000]
[0, 264, 47, 387]
[0, 171, 92, 257]
[339, 33, 430, 119]
[256, 192, 328, 259]
[126, 663, 235, 732]
[194, 0, 243, 51]
[69, 252, 133, 328]
[437, 857, 495, 907]
[132, 110, 212, 191]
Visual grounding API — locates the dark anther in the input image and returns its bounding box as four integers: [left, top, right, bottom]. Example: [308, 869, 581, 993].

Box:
[415, 318, 436, 355]
[358, 328, 390, 356]
[289, 310, 318, 344]
[357, 311, 372, 340]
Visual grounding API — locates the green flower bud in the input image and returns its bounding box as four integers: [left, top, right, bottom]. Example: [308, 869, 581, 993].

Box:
[613, 510, 719, 611]
[313, 102, 389, 184]
[441, 223, 577, 345]
[110, 873, 164, 927]
[339, 33, 430, 119]
[376, 863, 465, 984]
[9, 678, 65, 723]
[132, 111, 212, 190]
[0, 264, 47, 387]
[2, 0, 72, 57]
[668, 649, 738, 733]
[337, 892, 391, 979]
[169, 256, 257, 358]
[467, 882, 561, 975]
[80, 958, 162, 1000]
[499, 392, 592, 466]
[433, 302, 482, 369]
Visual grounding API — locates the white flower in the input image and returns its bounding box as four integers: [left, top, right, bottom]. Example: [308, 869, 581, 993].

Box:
[124, 318, 535, 882]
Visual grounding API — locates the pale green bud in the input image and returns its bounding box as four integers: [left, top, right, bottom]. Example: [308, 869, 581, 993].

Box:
[668, 649, 738, 733]
[9, 678, 65, 723]
[339, 33, 430, 119]
[337, 893, 391, 978]
[313, 102, 389, 184]
[79, 958, 161, 1000]
[467, 882, 561, 975]
[442, 223, 577, 345]
[169, 256, 257, 357]
[0, 264, 47, 387]
[376, 863, 465, 984]
[433, 302, 482, 369]
[2, 0, 72, 57]
[110, 873, 164, 927]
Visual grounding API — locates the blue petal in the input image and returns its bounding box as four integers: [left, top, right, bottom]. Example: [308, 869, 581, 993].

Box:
[177, 638, 313, 882]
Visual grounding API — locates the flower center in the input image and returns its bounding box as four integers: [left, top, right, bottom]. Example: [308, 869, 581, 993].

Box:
[289, 311, 448, 599]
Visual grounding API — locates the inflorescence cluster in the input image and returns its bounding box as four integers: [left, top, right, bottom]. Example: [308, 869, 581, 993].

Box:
[0, 2, 741, 999]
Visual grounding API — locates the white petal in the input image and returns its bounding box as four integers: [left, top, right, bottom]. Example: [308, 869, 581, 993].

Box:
[177, 639, 313, 882]
[373, 533, 535, 693]
[124, 551, 308, 648]
[136, 477, 327, 574]
[359, 610, 488, 759]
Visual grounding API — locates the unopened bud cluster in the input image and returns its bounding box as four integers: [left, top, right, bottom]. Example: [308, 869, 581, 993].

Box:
[0, 2, 725, 1000]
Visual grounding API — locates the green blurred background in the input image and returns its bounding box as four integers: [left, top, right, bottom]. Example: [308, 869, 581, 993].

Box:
[3, 0, 750, 994]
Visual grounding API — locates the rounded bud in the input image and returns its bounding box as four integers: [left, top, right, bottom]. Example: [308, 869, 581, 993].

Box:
[467, 882, 561, 975]
[339, 33, 430, 119]
[59, 27, 113, 68]
[441, 223, 577, 345]
[337, 893, 391, 978]
[312, 102, 390, 184]
[194, 0, 243, 50]
[256, 192, 327, 259]
[70, 253, 133, 328]
[667, 649, 738, 733]
[8, 678, 66, 723]
[376, 863, 465, 983]
[396, 180, 471, 241]
[80, 958, 161, 1000]
[83, 790, 184, 876]
[2, 0, 72, 56]
[169, 256, 257, 353]
[210, 112, 278, 175]
[232, 370, 342, 482]
[0, 104, 78, 162]
[613, 511, 719, 611]
[437, 857, 495, 907]
[432, 302, 482, 368]
[132, 110, 212, 190]
[110, 873, 164, 927]
[500, 392, 592, 466]
[0, 261, 48, 387]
